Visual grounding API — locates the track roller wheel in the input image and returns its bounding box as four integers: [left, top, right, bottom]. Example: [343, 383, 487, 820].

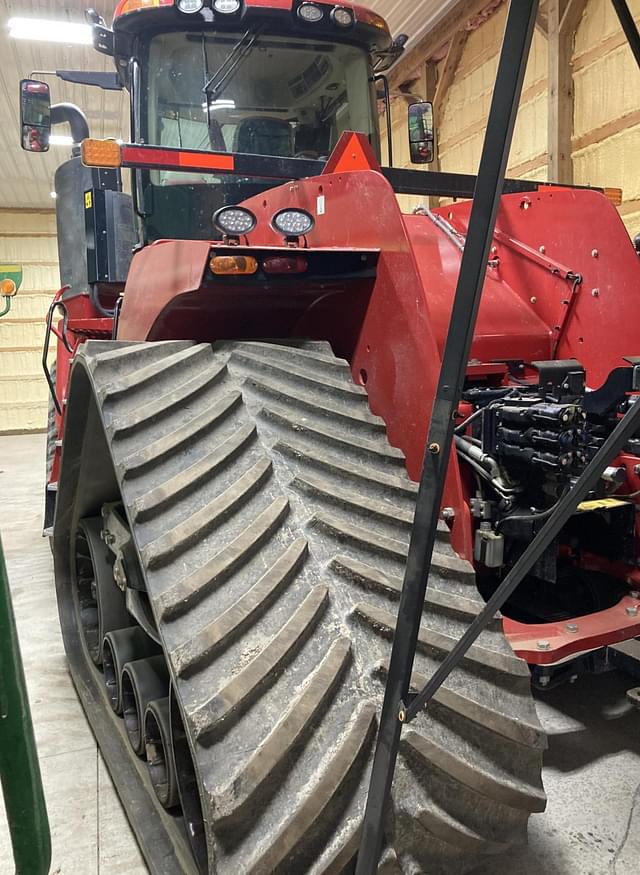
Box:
[144, 697, 180, 810]
[170, 688, 207, 874]
[121, 655, 169, 755]
[103, 627, 161, 714]
[73, 518, 131, 665]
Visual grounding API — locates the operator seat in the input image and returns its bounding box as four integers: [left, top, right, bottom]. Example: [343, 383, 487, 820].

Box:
[233, 117, 293, 157]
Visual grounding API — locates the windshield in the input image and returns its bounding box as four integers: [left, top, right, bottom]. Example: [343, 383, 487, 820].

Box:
[140, 30, 378, 241]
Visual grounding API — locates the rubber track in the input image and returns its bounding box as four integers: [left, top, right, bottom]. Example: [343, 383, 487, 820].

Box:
[74, 339, 546, 875]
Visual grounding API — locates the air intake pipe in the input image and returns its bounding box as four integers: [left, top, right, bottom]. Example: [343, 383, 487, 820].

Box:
[51, 103, 90, 153]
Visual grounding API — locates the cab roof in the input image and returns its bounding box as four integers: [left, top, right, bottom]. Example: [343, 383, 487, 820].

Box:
[112, 0, 392, 53]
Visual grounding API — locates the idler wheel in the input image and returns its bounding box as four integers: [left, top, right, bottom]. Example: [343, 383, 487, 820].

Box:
[103, 627, 160, 715]
[145, 697, 180, 810]
[121, 655, 169, 756]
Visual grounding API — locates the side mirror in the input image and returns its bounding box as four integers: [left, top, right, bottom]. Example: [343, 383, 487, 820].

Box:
[20, 79, 51, 153]
[408, 101, 435, 164]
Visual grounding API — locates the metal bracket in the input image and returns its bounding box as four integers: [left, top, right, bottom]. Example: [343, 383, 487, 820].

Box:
[42, 290, 72, 416]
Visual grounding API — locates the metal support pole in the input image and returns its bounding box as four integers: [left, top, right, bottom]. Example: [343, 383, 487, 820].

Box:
[611, 0, 640, 71]
[0, 536, 51, 875]
[355, 2, 539, 871]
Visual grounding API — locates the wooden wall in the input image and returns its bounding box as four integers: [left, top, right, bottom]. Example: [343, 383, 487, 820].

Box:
[385, 0, 640, 235]
[0, 211, 59, 433]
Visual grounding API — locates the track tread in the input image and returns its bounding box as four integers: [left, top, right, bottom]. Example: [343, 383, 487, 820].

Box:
[59, 339, 545, 875]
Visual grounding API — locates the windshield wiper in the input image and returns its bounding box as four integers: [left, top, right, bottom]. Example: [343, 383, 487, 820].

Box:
[202, 26, 264, 104]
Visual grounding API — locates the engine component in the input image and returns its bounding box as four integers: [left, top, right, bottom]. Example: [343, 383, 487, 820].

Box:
[474, 523, 505, 567]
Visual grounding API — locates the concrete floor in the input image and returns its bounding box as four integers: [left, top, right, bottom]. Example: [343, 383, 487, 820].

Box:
[0, 432, 639, 875]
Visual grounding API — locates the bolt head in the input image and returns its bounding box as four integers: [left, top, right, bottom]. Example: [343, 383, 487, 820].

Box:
[538, 675, 550, 686]
[630, 590, 640, 599]
[626, 605, 638, 617]
[537, 640, 551, 650]
[442, 507, 455, 522]
[566, 623, 578, 632]
[530, 296, 537, 304]
[591, 248, 599, 257]
[429, 442, 441, 455]
[539, 245, 546, 254]
[591, 288, 600, 297]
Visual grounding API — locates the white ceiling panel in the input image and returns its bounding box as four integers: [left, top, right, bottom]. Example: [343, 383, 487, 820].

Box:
[367, 0, 458, 50]
[0, 1, 456, 209]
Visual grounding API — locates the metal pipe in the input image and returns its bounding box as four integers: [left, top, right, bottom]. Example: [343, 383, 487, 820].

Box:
[50, 102, 90, 144]
[0, 537, 51, 875]
[355, 3, 539, 871]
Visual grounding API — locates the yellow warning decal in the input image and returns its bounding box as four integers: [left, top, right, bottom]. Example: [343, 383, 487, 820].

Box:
[577, 498, 630, 512]
[85, 191, 93, 209]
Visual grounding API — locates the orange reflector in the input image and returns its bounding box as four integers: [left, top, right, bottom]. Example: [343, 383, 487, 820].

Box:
[0, 278, 17, 297]
[604, 187, 623, 206]
[210, 255, 258, 276]
[356, 9, 390, 31]
[81, 139, 122, 169]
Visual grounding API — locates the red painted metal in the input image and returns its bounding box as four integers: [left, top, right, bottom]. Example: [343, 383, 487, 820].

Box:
[56, 121, 640, 664]
[504, 595, 640, 664]
[47, 286, 113, 488]
[113, 0, 389, 28]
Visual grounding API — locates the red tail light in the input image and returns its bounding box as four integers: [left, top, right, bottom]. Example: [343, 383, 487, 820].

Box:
[262, 256, 308, 275]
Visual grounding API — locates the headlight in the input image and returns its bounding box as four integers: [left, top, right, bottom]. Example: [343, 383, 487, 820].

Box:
[272, 208, 315, 237]
[213, 206, 257, 236]
[331, 6, 354, 27]
[298, 3, 324, 23]
[176, 0, 204, 13]
[213, 0, 241, 12]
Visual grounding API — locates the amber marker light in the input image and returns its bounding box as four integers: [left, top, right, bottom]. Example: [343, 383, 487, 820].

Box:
[81, 139, 122, 168]
[210, 255, 259, 276]
[604, 188, 623, 206]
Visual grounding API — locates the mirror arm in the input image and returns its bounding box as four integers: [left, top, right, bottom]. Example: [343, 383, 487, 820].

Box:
[51, 103, 90, 149]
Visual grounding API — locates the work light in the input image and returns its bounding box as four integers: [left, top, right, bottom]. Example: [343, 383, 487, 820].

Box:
[298, 3, 324, 23]
[331, 7, 354, 27]
[213, 206, 257, 236]
[272, 208, 315, 237]
[213, 0, 241, 12]
[177, 0, 204, 13]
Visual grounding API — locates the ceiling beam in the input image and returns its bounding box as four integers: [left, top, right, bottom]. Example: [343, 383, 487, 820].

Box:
[433, 30, 469, 113]
[388, 0, 500, 89]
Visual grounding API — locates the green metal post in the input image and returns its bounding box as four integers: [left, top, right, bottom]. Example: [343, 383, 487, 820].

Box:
[0, 535, 51, 875]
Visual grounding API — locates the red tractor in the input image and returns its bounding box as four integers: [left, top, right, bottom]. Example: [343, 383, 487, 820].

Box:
[19, 1, 640, 873]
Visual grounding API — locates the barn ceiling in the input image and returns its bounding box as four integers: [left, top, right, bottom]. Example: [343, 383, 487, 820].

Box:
[0, 0, 457, 209]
